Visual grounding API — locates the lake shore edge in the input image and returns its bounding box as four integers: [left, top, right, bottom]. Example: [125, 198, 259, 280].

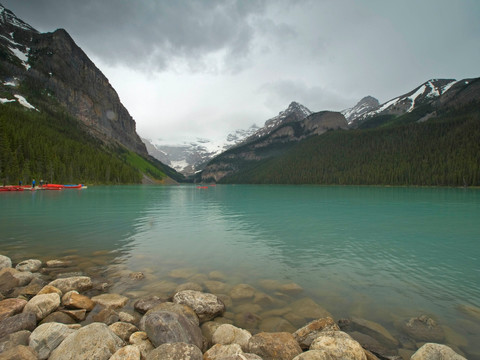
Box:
[0, 253, 472, 360]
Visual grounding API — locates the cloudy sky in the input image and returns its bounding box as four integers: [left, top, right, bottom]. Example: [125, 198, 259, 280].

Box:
[4, 0, 480, 144]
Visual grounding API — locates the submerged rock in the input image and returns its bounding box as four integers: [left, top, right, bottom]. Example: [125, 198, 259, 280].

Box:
[340, 317, 399, 348]
[229, 284, 256, 301]
[411, 343, 466, 360]
[401, 315, 445, 342]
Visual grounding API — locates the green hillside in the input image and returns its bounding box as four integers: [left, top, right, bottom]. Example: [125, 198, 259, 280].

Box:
[219, 105, 480, 186]
[0, 103, 184, 185]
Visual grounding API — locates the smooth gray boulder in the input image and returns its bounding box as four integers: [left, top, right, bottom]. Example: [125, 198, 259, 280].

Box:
[143, 310, 203, 349]
[48, 276, 92, 293]
[48, 322, 123, 360]
[15, 259, 42, 272]
[0, 255, 12, 270]
[29, 322, 75, 359]
[23, 293, 60, 321]
[310, 331, 367, 360]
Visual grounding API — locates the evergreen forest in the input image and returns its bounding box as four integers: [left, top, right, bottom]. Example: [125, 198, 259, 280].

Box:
[0, 103, 182, 185]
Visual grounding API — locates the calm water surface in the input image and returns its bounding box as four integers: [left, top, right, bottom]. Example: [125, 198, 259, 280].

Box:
[1, 185, 479, 357]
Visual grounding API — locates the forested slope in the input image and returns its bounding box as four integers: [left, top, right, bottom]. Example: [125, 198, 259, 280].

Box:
[220, 105, 480, 186]
[0, 104, 183, 184]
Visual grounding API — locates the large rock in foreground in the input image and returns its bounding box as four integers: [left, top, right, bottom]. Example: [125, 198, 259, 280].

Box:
[29, 322, 75, 360]
[173, 290, 225, 323]
[49, 322, 123, 360]
[143, 310, 203, 349]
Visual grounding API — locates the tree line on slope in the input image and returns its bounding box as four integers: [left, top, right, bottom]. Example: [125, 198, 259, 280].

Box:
[220, 106, 480, 186]
[0, 104, 145, 185]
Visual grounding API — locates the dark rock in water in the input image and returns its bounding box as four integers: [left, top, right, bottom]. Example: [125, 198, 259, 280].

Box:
[0, 312, 37, 339]
[349, 331, 398, 359]
[339, 317, 399, 348]
[401, 315, 445, 342]
[143, 310, 203, 349]
[248, 332, 302, 360]
[134, 295, 167, 314]
[147, 342, 203, 360]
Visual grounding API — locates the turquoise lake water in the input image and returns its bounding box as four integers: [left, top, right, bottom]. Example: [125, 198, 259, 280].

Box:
[1, 185, 479, 357]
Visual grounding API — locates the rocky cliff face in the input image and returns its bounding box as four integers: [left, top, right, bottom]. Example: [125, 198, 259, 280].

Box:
[0, 4, 147, 155]
[201, 111, 348, 182]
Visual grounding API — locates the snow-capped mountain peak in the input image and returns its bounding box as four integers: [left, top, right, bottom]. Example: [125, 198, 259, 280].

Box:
[342, 96, 379, 124]
[0, 5, 38, 33]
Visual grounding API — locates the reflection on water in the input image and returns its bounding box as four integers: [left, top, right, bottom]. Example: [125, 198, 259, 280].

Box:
[1, 185, 480, 357]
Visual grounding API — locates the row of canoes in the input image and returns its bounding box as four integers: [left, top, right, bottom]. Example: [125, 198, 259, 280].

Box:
[0, 184, 86, 192]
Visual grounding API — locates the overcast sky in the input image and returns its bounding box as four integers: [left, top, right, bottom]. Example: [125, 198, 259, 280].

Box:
[4, 0, 480, 144]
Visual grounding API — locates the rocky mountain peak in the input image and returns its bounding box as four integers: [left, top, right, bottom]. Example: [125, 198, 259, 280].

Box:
[342, 96, 379, 124]
[0, 4, 38, 33]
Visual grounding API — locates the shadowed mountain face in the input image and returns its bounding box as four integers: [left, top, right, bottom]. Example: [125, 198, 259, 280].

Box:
[0, 4, 147, 155]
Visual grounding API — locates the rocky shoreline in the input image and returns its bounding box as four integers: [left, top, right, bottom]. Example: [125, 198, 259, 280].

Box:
[0, 254, 472, 360]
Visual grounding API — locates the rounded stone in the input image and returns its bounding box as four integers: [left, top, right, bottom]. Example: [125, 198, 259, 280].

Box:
[147, 342, 203, 360]
[173, 290, 225, 323]
[0, 298, 27, 321]
[310, 331, 367, 360]
[15, 259, 42, 272]
[23, 293, 61, 321]
[49, 322, 123, 360]
[248, 332, 302, 360]
[411, 343, 466, 360]
[91, 293, 129, 309]
[29, 322, 75, 360]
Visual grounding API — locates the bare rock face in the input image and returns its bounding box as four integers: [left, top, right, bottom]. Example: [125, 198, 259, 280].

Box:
[411, 343, 466, 360]
[310, 331, 367, 360]
[48, 322, 123, 360]
[248, 332, 302, 360]
[173, 290, 225, 323]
